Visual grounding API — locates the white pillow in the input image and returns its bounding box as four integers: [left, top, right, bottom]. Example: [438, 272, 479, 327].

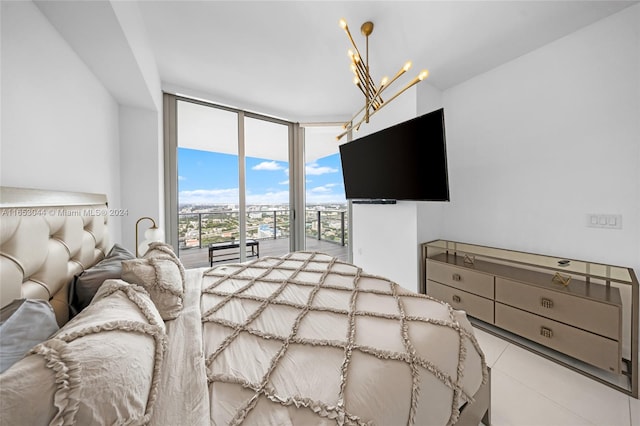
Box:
[122, 251, 185, 321]
[0, 279, 166, 425]
[143, 242, 181, 261]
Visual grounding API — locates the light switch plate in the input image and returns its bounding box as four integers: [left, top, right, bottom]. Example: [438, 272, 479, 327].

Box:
[587, 214, 622, 229]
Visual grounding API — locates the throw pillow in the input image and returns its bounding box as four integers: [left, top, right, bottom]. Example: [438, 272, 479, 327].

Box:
[0, 299, 59, 373]
[70, 243, 134, 314]
[121, 256, 185, 321]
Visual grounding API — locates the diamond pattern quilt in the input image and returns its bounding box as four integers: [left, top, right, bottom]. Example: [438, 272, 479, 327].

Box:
[201, 252, 487, 426]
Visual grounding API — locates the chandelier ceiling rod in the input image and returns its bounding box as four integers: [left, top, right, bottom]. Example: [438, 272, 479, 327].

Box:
[337, 18, 429, 140]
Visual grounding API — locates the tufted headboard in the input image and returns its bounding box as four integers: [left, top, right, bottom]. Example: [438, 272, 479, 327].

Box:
[0, 186, 110, 325]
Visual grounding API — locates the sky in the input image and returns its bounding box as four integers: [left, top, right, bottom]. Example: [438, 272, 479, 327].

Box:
[178, 147, 346, 205]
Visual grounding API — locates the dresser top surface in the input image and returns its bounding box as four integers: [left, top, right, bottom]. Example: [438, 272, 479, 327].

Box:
[424, 239, 636, 285]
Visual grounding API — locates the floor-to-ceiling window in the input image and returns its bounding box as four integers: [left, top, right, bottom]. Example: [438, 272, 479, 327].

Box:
[164, 94, 349, 268]
[244, 116, 292, 256]
[302, 125, 350, 261]
[176, 100, 240, 256]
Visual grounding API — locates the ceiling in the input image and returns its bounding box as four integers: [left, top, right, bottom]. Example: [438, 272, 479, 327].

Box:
[33, 1, 638, 123]
[135, 1, 637, 123]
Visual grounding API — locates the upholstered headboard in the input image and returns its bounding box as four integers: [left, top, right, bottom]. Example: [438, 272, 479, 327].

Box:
[0, 187, 110, 325]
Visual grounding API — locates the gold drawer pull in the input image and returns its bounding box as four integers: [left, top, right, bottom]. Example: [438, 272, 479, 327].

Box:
[552, 272, 571, 286]
[452, 273, 462, 282]
[541, 298, 554, 309]
[540, 327, 553, 339]
[452, 295, 461, 303]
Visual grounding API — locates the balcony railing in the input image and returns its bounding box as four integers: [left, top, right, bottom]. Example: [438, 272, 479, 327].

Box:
[178, 209, 348, 250]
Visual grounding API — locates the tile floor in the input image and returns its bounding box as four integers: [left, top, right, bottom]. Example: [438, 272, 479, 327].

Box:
[474, 327, 639, 426]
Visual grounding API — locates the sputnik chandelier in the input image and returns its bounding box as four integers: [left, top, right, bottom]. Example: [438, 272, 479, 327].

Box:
[337, 18, 429, 140]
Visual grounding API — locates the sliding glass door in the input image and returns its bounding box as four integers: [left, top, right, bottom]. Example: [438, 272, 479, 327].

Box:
[169, 96, 295, 267]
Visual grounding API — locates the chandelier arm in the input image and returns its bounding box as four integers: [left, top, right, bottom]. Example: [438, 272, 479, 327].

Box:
[376, 68, 409, 99]
[340, 116, 363, 137]
[343, 26, 365, 68]
[352, 61, 370, 90]
[343, 102, 369, 130]
[364, 32, 371, 123]
[336, 127, 350, 141]
[353, 60, 380, 105]
[354, 79, 370, 99]
[366, 85, 384, 112]
[367, 74, 424, 119]
[339, 109, 367, 139]
[370, 76, 390, 105]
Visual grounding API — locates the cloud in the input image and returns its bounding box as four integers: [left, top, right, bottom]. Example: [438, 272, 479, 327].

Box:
[246, 190, 290, 205]
[306, 191, 346, 204]
[178, 176, 186, 181]
[279, 180, 289, 185]
[305, 162, 338, 176]
[253, 161, 284, 171]
[179, 188, 239, 204]
[179, 185, 344, 206]
[310, 183, 338, 193]
[179, 188, 289, 205]
[305, 183, 346, 203]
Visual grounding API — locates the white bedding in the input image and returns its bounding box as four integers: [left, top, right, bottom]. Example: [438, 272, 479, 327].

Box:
[150, 268, 210, 426]
[199, 252, 487, 426]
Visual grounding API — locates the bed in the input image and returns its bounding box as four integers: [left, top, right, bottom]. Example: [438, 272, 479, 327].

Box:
[0, 187, 490, 426]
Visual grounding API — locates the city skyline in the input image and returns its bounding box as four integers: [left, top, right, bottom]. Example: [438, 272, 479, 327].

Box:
[178, 147, 346, 205]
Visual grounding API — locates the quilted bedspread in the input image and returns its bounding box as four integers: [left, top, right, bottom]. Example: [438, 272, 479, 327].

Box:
[201, 252, 487, 426]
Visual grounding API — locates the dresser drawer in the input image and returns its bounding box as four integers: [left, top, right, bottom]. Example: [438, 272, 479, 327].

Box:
[427, 260, 494, 299]
[427, 280, 494, 324]
[495, 303, 620, 373]
[495, 277, 620, 340]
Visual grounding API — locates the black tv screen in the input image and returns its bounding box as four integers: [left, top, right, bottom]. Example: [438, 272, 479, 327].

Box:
[339, 108, 449, 201]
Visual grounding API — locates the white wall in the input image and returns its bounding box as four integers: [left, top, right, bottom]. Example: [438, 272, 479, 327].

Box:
[352, 202, 418, 289]
[0, 1, 122, 244]
[434, 4, 639, 275]
[118, 107, 163, 253]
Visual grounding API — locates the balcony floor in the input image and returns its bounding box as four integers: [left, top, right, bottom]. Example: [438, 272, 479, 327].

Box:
[178, 237, 349, 269]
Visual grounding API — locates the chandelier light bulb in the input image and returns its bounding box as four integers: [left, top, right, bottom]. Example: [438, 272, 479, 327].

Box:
[419, 70, 429, 80]
[380, 76, 389, 87]
[339, 18, 347, 30]
[403, 61, 412, 72]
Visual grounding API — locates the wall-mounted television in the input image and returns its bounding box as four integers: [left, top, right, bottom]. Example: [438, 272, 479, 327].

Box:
[339, 108, 449, 202]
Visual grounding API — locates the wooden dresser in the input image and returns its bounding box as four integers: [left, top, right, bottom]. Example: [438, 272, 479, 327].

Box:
[422, 240, 638, 397]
